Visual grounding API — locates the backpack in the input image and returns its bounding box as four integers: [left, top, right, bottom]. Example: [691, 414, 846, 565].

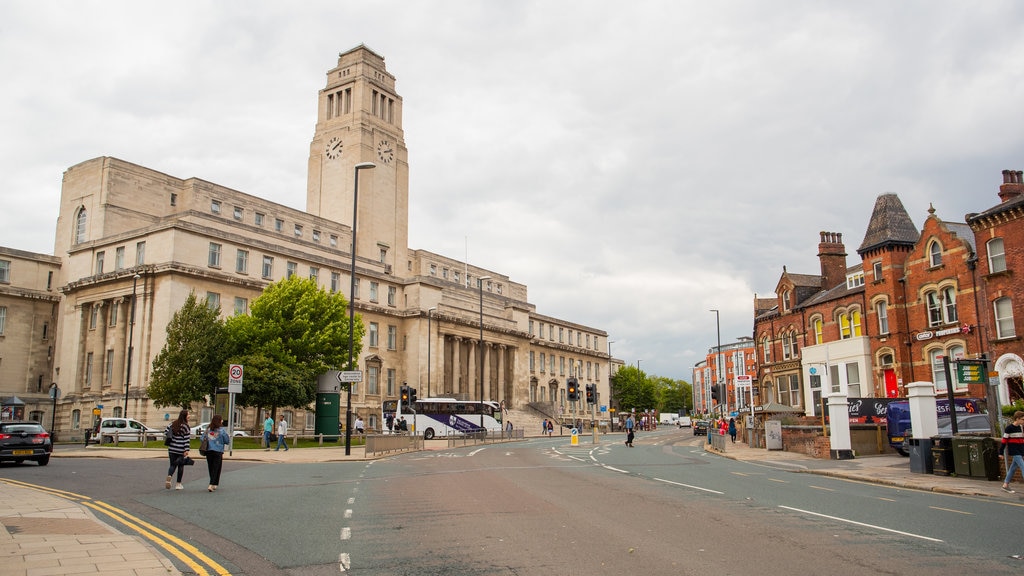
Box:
[163, 425, 173, 447]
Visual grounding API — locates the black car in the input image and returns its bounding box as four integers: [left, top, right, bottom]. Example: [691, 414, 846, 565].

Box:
[0, 421, 53, 466]
[693, 419, 710, 436]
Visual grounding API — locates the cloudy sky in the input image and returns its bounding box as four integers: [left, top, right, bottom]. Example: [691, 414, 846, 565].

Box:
[2, 2, 1022, 380]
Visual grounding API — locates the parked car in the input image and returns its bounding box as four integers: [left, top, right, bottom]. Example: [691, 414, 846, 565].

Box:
[192, 423, 250, 437]
[0, 421, 53, 465]
[693, 419, 709, 436]
[97, 417, 162, 443]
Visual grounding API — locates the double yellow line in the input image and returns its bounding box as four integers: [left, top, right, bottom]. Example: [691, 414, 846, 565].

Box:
[1, 478, 232, 576]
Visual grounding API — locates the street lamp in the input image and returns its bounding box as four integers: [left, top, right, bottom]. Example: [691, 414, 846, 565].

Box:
[711, 309, 723, 416]
[427, 307, 436, 398]
[124, 274, 141, 417]
[346, 162, 376, 456]
[478, 276, 491, 431]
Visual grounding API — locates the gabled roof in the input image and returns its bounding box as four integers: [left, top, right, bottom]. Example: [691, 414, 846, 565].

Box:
[857, 193, 920, 255]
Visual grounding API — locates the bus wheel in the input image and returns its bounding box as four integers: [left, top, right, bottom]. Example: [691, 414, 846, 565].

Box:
[424, 429, 435, 440]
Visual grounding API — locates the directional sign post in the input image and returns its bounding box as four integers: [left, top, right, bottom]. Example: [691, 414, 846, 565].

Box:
[338, 371, 363, 384]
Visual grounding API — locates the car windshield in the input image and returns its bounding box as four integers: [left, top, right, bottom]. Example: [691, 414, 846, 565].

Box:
[2, 424, 44, 433]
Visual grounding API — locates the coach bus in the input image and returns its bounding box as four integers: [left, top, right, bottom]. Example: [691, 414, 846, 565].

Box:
[381, 397, 503, 439]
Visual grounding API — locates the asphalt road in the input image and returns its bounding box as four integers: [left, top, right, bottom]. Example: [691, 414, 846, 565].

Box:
[4, 431, 1021, 575]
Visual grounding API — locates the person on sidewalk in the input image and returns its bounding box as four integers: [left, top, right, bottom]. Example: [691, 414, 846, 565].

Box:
[1001, 410, 1024, 493]
[728, 417, 737, 443]
[275, 415, 289, 451]
[263, 415, 274, 450]
[164, 409, 192, 490]
[625, 414, 635, 447]
[204, 415, 229, 492]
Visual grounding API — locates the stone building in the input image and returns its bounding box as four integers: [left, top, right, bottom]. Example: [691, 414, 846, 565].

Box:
[1, 45, 609, 437]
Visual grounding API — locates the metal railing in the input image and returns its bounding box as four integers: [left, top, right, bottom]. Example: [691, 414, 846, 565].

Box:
[365, 433, 423, 457]
[709, 430, 728, 452]
[446, 429, 524, 448]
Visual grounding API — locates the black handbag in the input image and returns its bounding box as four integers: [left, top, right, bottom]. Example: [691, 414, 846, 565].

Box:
[199, 435, 209, 456]
[182, 456, 195, 466]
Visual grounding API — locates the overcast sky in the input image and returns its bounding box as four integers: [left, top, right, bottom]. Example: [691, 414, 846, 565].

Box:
[2, 2, 1022, 381]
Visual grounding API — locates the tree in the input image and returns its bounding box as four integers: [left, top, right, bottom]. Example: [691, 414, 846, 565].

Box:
[610, 365, 658, 413]
[148, 292, 228, 408]
[655, 377, 692, 414]
[225, 276, 362, 412]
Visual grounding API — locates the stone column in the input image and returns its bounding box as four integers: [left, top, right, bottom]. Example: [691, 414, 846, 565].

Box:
[468, 339, 477, 400]
[907, 381, 939, 439]
[451, 336, 462, 396]
[827, 391, 854, 460]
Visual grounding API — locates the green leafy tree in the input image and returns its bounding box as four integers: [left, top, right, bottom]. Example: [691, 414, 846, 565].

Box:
[225, 276, 362, 412]
[147, 292, 229, 408]
[611, 365, 658, 413]
[655, 377, 692, 414]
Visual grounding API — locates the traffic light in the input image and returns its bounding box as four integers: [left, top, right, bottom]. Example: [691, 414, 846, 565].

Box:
[400, 385, 410, 405]
[585, 384, 595, 404]
[409, 387, 418, 404]
[711, 385, 719, 402]
[567, 378, 578, 401]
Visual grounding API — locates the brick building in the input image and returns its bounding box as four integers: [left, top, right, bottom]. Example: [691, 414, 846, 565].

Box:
[692, 337, 757, 414]
[967, 170, 1024, 405]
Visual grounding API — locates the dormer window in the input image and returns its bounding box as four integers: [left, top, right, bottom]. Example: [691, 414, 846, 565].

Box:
[846, 271, 864, 289]
[782, 290, 792, 312]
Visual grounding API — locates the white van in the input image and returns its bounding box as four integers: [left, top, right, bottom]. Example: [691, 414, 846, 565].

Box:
[97, 418, 162, 443]
[677, 416, 693, 428]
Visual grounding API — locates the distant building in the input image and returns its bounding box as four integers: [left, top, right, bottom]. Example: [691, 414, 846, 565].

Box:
[692, 337, 757, 414]
[1, 46, 609, 436]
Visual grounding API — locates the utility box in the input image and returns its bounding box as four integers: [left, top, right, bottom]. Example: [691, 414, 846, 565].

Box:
[908, 438, 934, 474]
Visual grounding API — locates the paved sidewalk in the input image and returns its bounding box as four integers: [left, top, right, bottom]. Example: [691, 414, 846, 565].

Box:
[1, 435, 1018, 575]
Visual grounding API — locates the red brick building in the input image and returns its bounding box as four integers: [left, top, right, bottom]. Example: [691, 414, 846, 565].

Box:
[967, 170, 1024, 404]
[753, 190, 994, 415]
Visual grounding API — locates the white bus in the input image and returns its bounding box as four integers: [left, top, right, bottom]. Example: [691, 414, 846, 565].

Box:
[381, 397, 503, 440]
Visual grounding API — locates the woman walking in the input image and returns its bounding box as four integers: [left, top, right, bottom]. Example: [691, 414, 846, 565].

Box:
[204, 415, 230, 492]
[165, 409, 192, 490]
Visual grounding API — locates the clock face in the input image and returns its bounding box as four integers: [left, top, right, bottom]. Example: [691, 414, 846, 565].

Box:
[376, 139, 394, 165]
[325, 137, 343, 160]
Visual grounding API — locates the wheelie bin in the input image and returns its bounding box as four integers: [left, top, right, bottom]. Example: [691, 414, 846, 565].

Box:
[931, 436, 954, 476]
[908, 438, 933, 473]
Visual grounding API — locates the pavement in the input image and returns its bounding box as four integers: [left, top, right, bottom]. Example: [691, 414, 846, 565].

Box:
[0, 433, 1019, 575]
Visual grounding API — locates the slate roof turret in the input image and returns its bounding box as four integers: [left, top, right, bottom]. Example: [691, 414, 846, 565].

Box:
[857, 193, 920, 256]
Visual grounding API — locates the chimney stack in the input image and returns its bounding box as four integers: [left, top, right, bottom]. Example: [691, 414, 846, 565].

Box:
[998, 169, 1024, 203]
[818, 231, 847, 290]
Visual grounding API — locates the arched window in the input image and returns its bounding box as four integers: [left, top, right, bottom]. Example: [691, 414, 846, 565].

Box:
[875, 299, 890, 334]
[925, 287, 957, 326]
[928, 240, 943, 267]
[942, 286, 958, 324]
[930, 344, 965, 392]
[75, 207, 87, 244]
[812, 317, 823, 345]
[761, 335, 771, 363]
[838, 309, 861, 339]
[782, 290, 791, 312]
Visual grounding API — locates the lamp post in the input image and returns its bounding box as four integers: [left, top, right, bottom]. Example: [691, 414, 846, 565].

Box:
[427, 307, 436, 398]
[124, 274, 141, 418]
[711, 309, 723, 416]
[48, 383, 59, 438]
[478, 276, 491, 430]
[345, 162, 376, 456]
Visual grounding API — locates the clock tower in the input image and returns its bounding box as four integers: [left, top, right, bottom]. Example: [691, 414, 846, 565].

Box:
[307, 45, 409, 273]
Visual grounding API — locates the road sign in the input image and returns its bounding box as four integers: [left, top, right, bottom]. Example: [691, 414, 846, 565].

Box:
[956, 360, 986, 385]
[339, 370, 363, 383]
[228, 364, 244, 393]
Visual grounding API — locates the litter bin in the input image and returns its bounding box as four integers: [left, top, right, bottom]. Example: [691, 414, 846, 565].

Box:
[952, 436, 973, 477]
[975, 436, 1001, 481]
[931, 436, 955, 476]
[908, 438, 934, 474]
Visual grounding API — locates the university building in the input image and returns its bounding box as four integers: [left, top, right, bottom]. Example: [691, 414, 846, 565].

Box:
[753, 178, 1024, 420]
[0, 46, 609, 436]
